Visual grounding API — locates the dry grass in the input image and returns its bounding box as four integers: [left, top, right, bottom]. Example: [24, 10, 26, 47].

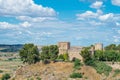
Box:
[0, 59, 22, 77]
[14, 62, 74, 80]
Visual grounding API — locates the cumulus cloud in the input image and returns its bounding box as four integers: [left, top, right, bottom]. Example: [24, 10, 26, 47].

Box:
[76, 10, 119, 23]
[112, 0, 120, 6]
[99, 13, 114, 21]
[76, 11, 98, 20]
[0, 0, 56, 17]
[90, 1, 103, 9]
[76, 10, 103, 20]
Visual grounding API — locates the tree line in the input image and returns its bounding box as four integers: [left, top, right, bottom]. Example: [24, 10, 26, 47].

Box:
[19, 43, 120, 64]
[19, 43, 69, 64]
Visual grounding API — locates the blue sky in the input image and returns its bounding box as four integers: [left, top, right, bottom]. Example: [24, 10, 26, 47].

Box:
[0, 0, 120, 46]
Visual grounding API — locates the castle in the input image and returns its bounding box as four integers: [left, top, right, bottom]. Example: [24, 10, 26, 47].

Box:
[58, 42, 103, 61]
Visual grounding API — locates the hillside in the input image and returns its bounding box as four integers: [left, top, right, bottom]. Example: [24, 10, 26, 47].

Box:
[0, 44, 23, 52]
[11, 61, 120, 80]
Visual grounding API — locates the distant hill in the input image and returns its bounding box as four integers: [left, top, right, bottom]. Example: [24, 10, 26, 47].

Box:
[0, 44, 23, 52]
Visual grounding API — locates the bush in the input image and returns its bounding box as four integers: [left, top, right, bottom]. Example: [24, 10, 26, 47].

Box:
[57, 54, 64, 61]
[63, 53, 69, 61]
[0, 70, 3, 73]
[70, 73, 83, 78]
[43, 59, 50, 64]
[74, 58, 82, 70]
[57, 53, 69, 61]
[36, 77, 41, 80]
[1, 73, 11, 80]
[113, 69, 120, 77]
[93, 61, 112, 76]
[84, 58, 95, 66]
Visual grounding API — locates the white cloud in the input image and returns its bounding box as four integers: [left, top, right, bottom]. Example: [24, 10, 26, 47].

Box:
[112, 0, 120, 6]
[17, 16, 57, 22]
[76, 11, 98, 20]
[0, 21, 31, 29]
[20, 22, 31, 28]
[76, 10, 119, 23]
[99, 13, 114, 21]
[90, 1, 103, 9]
[0, 22, 17, 29]
[76, 10, 102, 20]
[0, 0, 56, 17]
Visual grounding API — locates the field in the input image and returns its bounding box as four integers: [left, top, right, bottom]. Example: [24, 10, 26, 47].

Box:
[0, 52, 23, 77]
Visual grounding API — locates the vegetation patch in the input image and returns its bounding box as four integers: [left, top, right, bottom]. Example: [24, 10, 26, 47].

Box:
[36, 77, 41, 80]
[1, 73, 11, 80]
[70, 72, 83, 78]
[0, 70, 3, 73]
[113, 69, 120, 77]
[57, 53, 69, 61]
[73, 58, 82, 70]
[93, 61, 112, 76]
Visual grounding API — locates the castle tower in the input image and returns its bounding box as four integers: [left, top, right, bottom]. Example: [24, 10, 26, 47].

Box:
[94, 43, 103, 51]
[58, 42, 70, 55]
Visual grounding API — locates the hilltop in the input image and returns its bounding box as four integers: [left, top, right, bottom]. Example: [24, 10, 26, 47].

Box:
[11, 61, 120, 80]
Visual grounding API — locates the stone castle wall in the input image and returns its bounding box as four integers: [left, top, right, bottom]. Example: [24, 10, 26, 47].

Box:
[58, 42, 83, 61]
[58, 42, 103, 61]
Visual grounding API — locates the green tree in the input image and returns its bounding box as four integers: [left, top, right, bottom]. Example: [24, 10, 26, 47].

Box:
[81, 48, 94, 65]
[94, 50, 104, 61]
[19, 43, 40, 64]
[104, 50, 119, 61]
[40, 46, 50, 60]
[40, 45, 58, 61]
[105, 44, 116, 50]
[49, 45, 59, 60]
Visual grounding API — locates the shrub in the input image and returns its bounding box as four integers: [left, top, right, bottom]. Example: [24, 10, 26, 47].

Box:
[63, 53, 69, 61]
[57, 54, 64, 61]
[74, 58, 82, 70]
[43, 59, 50, 64]
[93, 61, 112, 76]
[0, 70, 3, 73]
[36, 77, 41, 80]
[1, 73, 10, 80]
[70, 73, 83, 78]
[113, 69, 120, 77]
